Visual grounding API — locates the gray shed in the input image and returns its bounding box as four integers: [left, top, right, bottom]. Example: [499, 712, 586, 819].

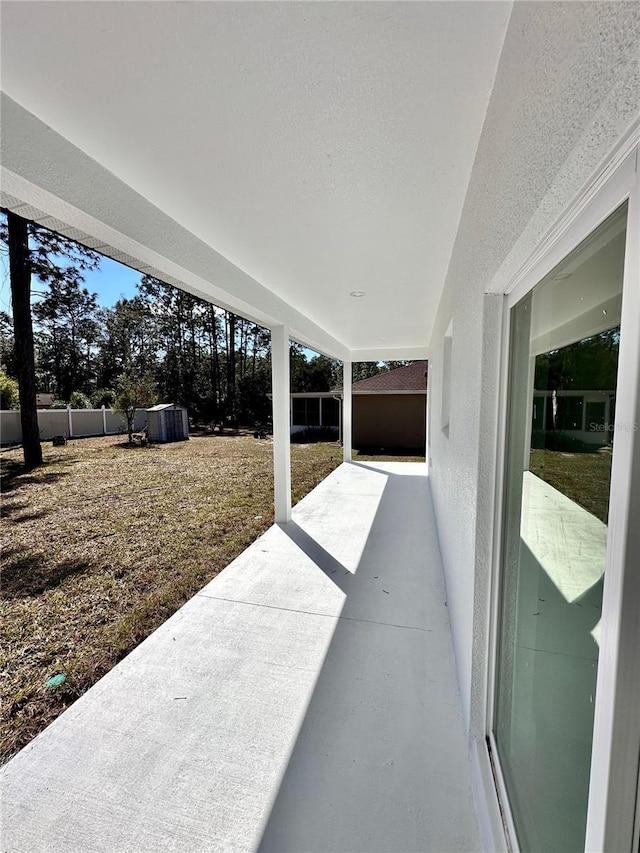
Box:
[146, 403, 189, 443]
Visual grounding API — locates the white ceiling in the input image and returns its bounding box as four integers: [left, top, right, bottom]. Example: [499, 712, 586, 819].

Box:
[0, 1, 511, 357]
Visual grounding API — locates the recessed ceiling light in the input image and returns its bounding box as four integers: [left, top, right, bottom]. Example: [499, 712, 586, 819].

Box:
[350, 290, 366, 297]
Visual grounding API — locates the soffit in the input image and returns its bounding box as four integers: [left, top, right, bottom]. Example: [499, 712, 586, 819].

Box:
[0, 1, 511, 356]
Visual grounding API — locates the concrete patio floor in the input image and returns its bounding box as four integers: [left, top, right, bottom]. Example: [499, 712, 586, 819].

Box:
[1, 461, 481, 853]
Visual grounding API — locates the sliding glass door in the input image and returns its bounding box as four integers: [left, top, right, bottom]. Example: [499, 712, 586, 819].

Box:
[493, 205, 628, 852]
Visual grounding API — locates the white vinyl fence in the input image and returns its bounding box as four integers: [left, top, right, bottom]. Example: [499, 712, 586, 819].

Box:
[0, 408, 148, 445]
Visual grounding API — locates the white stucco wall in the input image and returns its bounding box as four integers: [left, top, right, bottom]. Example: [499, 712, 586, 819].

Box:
[428, 1, 640, 735]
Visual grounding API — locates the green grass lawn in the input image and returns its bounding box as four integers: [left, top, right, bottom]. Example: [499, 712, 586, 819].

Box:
[1, 434, 342, 764]
[529, 447, 612, 524]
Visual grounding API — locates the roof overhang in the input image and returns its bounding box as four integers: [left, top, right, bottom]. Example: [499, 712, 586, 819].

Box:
[0, 1, 512, 361]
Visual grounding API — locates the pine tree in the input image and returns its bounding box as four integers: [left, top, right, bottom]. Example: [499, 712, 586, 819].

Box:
[5, 212, 42, 468]
[1, 210, 101, 466]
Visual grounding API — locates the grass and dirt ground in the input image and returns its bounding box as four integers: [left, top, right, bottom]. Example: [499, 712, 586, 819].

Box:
[1, 433, 354, 764]
[529, 447, 612, 524]
[4, 440, 602, 764]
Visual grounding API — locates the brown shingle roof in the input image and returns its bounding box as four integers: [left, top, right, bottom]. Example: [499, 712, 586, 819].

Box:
[350, 360, 428, 393]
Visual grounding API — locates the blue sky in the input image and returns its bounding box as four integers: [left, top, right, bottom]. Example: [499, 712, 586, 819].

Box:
[76, 257, 140, 307]
[0, 248, 140, 314]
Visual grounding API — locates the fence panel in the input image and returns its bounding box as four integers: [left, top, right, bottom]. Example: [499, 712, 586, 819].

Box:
[0, 411, 22, 444]
[104, 410, 126, 435]
[37, 411, 70, 440]
[1, 408, 150, 444]
[70, 410, 104, 437]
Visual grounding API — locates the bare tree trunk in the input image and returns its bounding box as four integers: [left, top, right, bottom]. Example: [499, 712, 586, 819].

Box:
[208, 306, 219, 416]
[176, 292, 184, 402]
[251, 328, 258, 386]
[7, 212, 43, 469]
[240, 319, 248, 379]
[227, 312, 236, 423]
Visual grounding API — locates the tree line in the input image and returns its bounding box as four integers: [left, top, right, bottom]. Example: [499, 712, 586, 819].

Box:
[1, 210, 410, 464]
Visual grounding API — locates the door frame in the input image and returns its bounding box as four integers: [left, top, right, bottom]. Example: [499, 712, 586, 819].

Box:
[484, 133, 640, 852]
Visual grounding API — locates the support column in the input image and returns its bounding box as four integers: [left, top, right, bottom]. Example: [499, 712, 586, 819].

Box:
[271, 325, 292, 522]
[342, 359, 352, 463]
[425, 391, 430, 467]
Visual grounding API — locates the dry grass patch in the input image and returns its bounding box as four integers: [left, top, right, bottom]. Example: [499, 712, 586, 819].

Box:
[529, 447, 612, 523]
[1, 434, 340, 763]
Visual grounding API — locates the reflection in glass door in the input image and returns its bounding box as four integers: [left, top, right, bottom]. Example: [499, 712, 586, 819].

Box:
[494, 205, 627, 852]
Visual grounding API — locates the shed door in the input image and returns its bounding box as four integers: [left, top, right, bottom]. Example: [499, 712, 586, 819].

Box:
[165, 409, 183, 441]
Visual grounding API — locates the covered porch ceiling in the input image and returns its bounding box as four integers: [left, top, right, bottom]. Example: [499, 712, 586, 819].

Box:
[0, 1, 511, 361]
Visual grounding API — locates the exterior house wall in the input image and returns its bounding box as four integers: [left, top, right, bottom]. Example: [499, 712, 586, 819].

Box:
[289, 393, 340, 439]
[427, 0, 640, 743]
[353, 394, 426, 450]
[35, 393, 56, 408]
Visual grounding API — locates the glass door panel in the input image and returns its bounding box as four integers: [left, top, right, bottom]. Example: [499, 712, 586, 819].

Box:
[494, 204, 628, 852]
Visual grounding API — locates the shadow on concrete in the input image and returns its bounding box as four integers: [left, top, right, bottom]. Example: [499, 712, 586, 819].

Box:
[350, 460, 416, 477]
[278, 521, 351, 592]
[258, 465, 476, 852]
